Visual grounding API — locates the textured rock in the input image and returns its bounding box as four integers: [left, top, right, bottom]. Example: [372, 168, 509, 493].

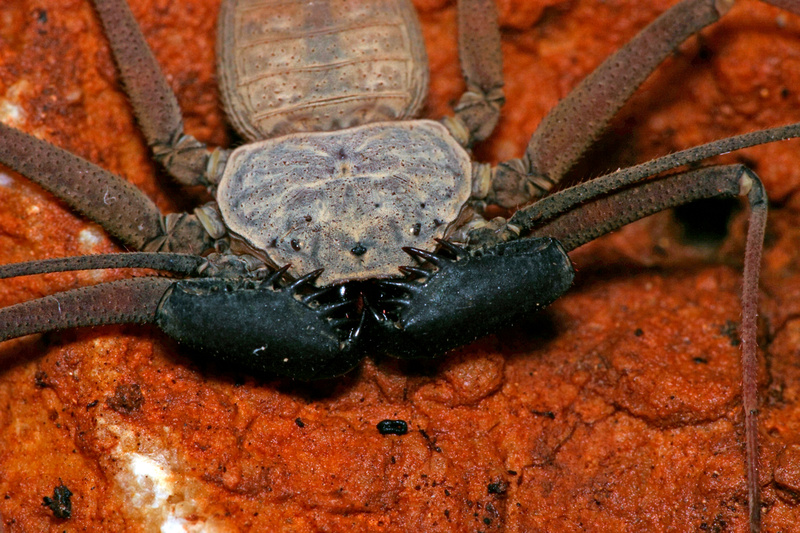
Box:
[1, 0, 800, 531]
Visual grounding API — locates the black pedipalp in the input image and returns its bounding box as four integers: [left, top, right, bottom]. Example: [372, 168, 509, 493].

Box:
[155, 270, 362, 381]
[371, 237, 575, 359]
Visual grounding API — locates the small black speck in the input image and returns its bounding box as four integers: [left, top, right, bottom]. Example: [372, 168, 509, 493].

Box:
[697, 43, 713, 61]
[290, 239, 301, 251]
[634, 328, 644, 337]
[693, 357, 708, 364]
[411, 223, 421, 236]
[36, 8, 47, 23]
[269, 238, 278, 248]
[42, 481, 72, 519]
[720, 320, 741, 346]
[295, 418, 305, 428]
[420, 202, 426, 208]
[34, 371, 48, 388]
[653, 244, 668, 257]
[507, 470, 517, 476]
[444, 509, 450, 518]
[488, 481, 508, 495]
[86, 400, 98, 409]
[337, 147, 347, 159]
[377, 419, 408, 435]
[781, 87, 790, 99]
[484, 517, 492, 525]
[350, 243, 367, 256]
[304, 214, 312, 222]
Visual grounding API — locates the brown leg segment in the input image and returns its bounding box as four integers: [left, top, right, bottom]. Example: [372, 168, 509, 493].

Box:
[0, 277, 175, 342]
[528, 164, 766, 533]
[0, 122, 162, 250]
[0, 253, 203, 280]
[0, 124, 213, 254]
[91, 0, 223, 186]
[510, 120, 800, 234]
[490, 0, 734, 208]
[443, 0, 505, 147]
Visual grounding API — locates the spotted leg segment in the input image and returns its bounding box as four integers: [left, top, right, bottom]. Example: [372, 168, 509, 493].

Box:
[0, 277, 175, 342]
[91, 0, 226, 186]
[488, 0, 800, 208]
[443, 0, 505, 147]
[0, 123, 213, 254]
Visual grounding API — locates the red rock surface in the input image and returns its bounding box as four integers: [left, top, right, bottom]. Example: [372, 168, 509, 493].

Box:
[1, 0, 800, 531]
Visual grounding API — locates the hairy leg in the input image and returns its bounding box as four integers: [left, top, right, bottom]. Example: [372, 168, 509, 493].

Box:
[442, 0, 505, 147]
[0, 124, 214, 253]
[92, 0, 227, 186]
[488, 0, 799, 208]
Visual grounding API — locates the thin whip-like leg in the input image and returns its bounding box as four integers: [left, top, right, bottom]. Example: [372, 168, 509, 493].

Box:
[490, 0, 736, 207]
[442, 0, 505, 147]
[0, 124, 213, 253]
[528, 164, 765, 532]
[0, 253, 203, 280]
[92, 0, 227, 186]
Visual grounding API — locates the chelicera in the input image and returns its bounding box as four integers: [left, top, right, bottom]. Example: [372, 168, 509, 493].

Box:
[0, 0, 799, 530]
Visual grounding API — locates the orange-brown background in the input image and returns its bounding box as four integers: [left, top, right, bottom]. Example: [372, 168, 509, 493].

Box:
[1, 0, 800, 530]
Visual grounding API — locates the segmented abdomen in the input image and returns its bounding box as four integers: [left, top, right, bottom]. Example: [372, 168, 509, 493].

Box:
[217, 0, 429, 140]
